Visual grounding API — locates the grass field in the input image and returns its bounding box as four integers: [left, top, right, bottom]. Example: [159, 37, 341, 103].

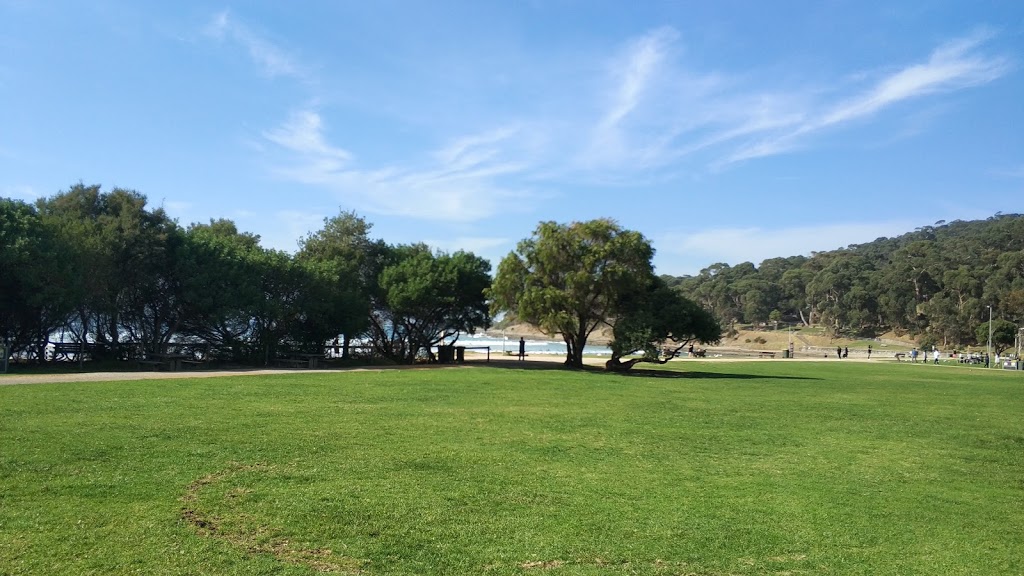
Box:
[1, 362, 1022, 575]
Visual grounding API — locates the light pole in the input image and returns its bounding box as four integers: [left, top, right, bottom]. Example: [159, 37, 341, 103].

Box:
[987, 305, 993, 368]
[1011, 323, 1019, 362]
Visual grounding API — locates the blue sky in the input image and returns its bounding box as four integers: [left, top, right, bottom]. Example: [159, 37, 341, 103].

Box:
[2, 1, 1022, 276]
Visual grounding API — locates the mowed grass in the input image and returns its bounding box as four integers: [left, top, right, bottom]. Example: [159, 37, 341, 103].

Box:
[1, 362, 1022, 575]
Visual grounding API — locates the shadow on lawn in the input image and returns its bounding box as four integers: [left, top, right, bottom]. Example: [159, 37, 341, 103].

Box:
[477, 359, 820, 381]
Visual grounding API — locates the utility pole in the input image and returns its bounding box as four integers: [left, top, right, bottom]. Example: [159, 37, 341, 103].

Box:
[987, 305, 993, 368]
[1011, 325, 1019, 364]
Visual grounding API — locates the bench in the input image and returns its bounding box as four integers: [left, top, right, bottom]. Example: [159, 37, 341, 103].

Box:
[51, 342, 98, 361]
[275, 358, 308, 369]
[136, 359, 165, 371]
[757, 351, 776, 358]
[179, 359, 207, 369]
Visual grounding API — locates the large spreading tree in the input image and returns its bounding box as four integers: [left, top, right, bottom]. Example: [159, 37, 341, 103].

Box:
[605, 275, 721, 371]
[976, 319, 1017, 355]
[368, 244, 492, 363]
[490, 218, 718, 369]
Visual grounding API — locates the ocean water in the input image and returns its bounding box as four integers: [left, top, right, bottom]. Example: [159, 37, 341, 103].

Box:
[451, 332, 612, 356]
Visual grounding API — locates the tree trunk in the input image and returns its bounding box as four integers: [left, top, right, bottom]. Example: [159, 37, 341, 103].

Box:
[564, 330, 587, 368]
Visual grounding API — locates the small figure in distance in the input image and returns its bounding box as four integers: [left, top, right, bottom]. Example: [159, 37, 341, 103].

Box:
[843, 346, 849, 358]
[836, 346, 842, 359]
[867, 344, 872, 359]
[518, 337, 526, 361]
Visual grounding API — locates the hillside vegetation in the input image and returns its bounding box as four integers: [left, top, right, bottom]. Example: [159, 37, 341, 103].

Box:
[665, 214, 1024, 349]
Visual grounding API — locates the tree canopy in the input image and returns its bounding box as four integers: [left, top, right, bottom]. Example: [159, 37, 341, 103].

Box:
[668, 215, 1024, 349]
[606, 275, 721, 371]
[975, 319, 1017, 355]
[1, 186, 492, 366]
[369, 244, 492, 363]
[490, 218, 719, 369]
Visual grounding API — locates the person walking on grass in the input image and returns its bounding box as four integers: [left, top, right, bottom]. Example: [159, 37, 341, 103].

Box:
[933, 348, 940, 364]
[836, 346, 842, 359]
[867, 344, 872, 359]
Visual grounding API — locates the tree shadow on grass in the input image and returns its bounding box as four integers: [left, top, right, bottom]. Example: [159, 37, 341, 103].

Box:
[475, 359, 821, 381]
[593, 368, 821, 381]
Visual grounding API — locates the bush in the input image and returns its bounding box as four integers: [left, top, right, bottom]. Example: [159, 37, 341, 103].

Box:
[918, 334, 938, 352]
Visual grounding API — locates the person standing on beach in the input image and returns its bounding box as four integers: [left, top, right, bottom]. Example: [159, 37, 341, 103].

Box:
[518, 337, 526, 361]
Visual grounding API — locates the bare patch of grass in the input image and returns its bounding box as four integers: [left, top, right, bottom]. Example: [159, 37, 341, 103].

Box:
[180, 462, 365, 574]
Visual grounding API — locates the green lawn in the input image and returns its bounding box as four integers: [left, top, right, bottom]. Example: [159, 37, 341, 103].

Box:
[1, 362, 1022, 575]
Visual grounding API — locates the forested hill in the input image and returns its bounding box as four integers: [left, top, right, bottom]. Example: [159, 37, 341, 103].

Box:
[663, 214, 1024, 348]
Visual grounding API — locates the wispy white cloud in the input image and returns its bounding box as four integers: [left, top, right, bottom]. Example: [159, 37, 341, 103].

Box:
[277, 209, 326, 248]
[234, 18, 1009, 224]
[264, 109, 535, 221]
[161, 200, 192, 218]
[423, 236, 510, 257]
[571, 27, 1009, 174]
[601, 27, 677, 131]
[263, 110, 351, 173]
[725, 30, 1010, 165]
[204, 10, 309, 80]
[1, 184, 41, 201]
[582, 27, 678, 169]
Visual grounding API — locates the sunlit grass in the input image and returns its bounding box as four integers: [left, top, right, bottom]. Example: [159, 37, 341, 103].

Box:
[1, 362, 1022, 575]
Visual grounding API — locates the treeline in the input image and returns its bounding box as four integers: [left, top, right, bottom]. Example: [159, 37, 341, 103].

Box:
[0, 184, 491, 363]
[665, 214, 1024, 348]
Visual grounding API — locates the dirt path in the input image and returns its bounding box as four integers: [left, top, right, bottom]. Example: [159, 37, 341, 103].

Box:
[0, 352, 887, 387]
[0, 368, 318, 386]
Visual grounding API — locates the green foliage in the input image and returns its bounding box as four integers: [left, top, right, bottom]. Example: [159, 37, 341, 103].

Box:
[0, 198, 66, 358]
[34, 184, 185, 359]
[296, 211, 380, 358]
[5, 185, 497, 367]
[608, 276, 721, 369]
[975, 319, 1018, 355]
[672, 214, 1024, 346]
[490, 219, 654, 367]
[371, 245, 492, 362]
